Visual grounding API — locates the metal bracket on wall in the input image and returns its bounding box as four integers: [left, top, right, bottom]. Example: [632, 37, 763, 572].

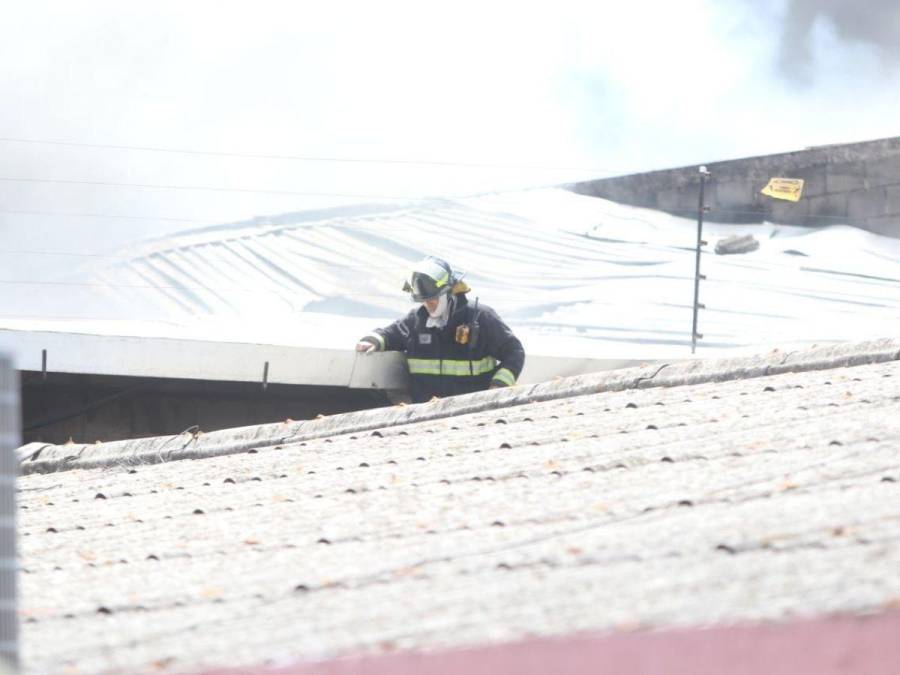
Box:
[262, 361, 270, 391]
[41, 349, 47, 381]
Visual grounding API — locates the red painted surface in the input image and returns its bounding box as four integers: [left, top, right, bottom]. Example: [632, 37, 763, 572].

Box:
[202, 611, 900, 675]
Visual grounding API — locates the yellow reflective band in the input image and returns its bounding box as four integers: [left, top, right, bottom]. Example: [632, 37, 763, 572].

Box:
[373, 333, 385, 351]
[491, 367, 516, 387]
[433, 272, 449, 288]
[407, 356, 497, 377]
[406, 358, 442, 375]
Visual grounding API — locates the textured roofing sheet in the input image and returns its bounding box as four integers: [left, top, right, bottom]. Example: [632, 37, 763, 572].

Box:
[16, 351, 900, 673]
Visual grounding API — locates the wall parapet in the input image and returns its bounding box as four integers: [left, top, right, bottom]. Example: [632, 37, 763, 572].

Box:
[571, 136, 900, 238]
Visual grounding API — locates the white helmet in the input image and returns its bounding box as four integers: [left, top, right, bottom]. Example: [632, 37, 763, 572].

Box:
[402, 256, 461, 302]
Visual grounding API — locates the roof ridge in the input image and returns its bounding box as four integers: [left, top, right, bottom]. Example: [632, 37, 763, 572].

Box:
[18, 337, 900, 475]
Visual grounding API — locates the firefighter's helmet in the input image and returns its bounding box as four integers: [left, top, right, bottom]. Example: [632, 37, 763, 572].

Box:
[402, 256, 460, 302]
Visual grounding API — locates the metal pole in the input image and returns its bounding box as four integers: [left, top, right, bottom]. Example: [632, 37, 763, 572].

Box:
[691, 166, 710, 354]
[0, 357, 18, 671]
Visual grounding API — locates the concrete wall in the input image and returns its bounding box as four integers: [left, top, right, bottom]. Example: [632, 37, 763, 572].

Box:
[21, 372, 393, 445]
[571, 136, 900, 238]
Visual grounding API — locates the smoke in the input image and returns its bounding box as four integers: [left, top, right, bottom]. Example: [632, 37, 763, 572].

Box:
[779, 0, 900, 81]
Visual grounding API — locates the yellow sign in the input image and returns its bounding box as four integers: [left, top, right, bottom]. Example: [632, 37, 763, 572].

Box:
[761, 177, 804, 202]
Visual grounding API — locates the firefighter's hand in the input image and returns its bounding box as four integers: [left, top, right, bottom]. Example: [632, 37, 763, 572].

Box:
[356, 341, 377, 354]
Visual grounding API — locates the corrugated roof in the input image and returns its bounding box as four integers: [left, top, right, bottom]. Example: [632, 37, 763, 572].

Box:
[84, 189, 900, 359]
[16, 338, 900, 673]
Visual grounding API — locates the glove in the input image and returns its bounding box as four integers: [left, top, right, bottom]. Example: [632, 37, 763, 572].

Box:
[489, 380, 508, 389]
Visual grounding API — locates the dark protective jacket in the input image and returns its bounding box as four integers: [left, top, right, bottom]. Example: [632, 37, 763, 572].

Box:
[364, 293, 525, 403]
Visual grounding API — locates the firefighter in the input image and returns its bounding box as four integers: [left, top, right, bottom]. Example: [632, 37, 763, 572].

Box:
[355, 256, 525, 403]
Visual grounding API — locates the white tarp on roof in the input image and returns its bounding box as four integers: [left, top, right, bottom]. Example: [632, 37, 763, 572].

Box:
[2, 188, 899, 382]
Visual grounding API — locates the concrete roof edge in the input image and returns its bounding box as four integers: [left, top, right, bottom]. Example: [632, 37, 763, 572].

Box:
[18, 337, 900, 475]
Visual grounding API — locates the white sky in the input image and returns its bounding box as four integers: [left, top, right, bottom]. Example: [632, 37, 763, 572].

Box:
[1, 0, 899, 262]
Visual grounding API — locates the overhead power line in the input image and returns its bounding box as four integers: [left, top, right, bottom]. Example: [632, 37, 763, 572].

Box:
[0, 136, 617, 174]
[0, 208, 215, 224]
[0, 176, 414, 199]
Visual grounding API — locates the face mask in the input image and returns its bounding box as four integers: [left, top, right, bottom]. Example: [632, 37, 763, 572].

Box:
[425, 294, 453, 329]
[426, 293, 449, 318]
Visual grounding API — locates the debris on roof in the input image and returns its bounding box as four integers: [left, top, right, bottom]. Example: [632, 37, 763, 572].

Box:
[715, 233, 760, 255]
